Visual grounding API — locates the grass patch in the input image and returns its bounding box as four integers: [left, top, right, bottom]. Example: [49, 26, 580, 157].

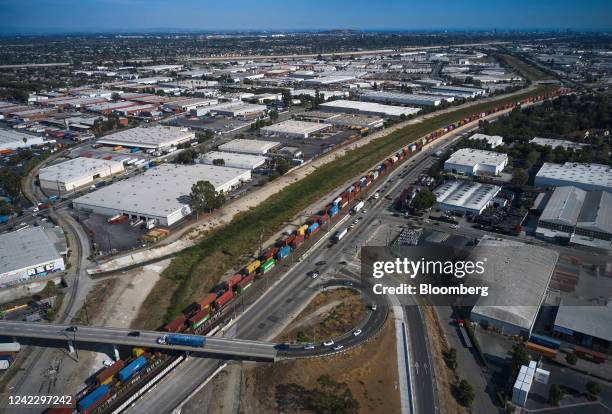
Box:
[496, 53, 550, 81]
[134, 85, 557, 329]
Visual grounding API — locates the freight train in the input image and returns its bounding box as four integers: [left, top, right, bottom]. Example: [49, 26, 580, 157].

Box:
[69, 87, 570, 414]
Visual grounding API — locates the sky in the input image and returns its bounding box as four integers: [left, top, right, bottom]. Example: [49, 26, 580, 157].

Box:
[1, 0, 611, 35]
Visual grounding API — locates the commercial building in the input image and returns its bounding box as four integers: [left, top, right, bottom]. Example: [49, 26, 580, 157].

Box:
[359, 91, 444, 106]
[163, 98, 218, 112]
[536, 186, 612, 248]
[200, 151, 266, 170]
[553, 300, 612, 354]
[468, 133, 504, 148]
[470, 236, 558, 337]
[433, 180, 501, 215]
[198, 102, 267, 118]
[97, 126, 195, 150]
[73, 164, 251, 227]
[0, 227, 66, 286]
[535, 163, 612, 192]
[295, 111, 384, 129]
[39, 157, 125, 195]
[428, 85, 486, 98]
[0, 129, 45, 152]
[218, 139, 281, 155]
[529, 137, 585, 151]
[319, 100, 421, 118]
[444, 148, 508, 176]
[261, 120, 331, 139]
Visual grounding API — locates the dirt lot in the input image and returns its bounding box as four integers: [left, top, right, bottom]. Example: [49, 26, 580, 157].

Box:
[240, 320, 401, 414]
[277, 287, 366, 344]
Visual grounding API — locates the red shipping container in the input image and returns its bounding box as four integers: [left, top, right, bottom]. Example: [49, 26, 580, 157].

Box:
[283, 235, 295, 246]
[214, 290, 233, 308]
[164, 314, 187, 332]
[238, 274, 254, 290]
[227, 274, 242, 288]
[291, 234, 305, 248]
[96, 360, 125, 385]
[320, 213, 329, 224]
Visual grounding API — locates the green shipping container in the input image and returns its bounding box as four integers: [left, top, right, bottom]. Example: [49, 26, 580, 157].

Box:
[238, 282, 253, 294]
[261, 259, 276, 273]
[192, 314, 210, 330]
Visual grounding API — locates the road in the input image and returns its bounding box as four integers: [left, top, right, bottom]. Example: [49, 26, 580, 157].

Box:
[0, 321, 278, 361]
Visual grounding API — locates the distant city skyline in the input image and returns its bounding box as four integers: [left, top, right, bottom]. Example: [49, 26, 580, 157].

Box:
[1, 0, 612, 35]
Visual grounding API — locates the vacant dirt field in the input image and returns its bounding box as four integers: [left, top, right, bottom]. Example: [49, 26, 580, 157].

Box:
[241, 320, 401, 414]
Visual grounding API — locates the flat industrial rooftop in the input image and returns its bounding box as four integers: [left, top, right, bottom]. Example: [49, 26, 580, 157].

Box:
[97, 126, 194, 149]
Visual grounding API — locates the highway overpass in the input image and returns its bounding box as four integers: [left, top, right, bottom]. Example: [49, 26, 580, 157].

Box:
[0, 321, 278, 360]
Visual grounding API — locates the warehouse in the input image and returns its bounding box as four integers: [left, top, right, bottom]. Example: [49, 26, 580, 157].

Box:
[199, 102, 267, 118]
[39, 157, 125, 195]
[290, 89, 348, 101]
[200, 151, 266, 170]
[536, 186, 612, 248]
[433, 180, 502, 215]
[468, 133, 504, 148]
[218, 139, 281, 155]
[319, 100, 421, 118]
[358, 91, 445, 106]
[428, 85, 486, 98]
[0, 227, 66, 286]
[73, 164, 251, 227]
[163, 98, 218, 112]
[444, 148, 508, 176]
[529, 137, 585, 151]
[97, 126, 195, 150]
[553, 300, 612, 354]
[0, 129, 45, 151]
[470, 236, 558, 337]
[535, 162, 612, 192]
[261, 120, 331, 138]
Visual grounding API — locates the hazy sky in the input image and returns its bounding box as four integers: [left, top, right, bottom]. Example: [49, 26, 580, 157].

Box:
[1, 0, 611, 34]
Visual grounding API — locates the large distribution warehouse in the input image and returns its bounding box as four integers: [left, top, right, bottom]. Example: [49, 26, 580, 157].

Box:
[97, 126, 195, 150]
[534, 162, 612, 192]
[319, 100, 421, 118]
[0, 129, 45, 152]
[358, 91, 446, 106]
[444, 148, 508, 176]
[217, 139, 281, 155]
[0, 227, 66, 286]
[261, 119, 331, 138]
[72, 164, 251, 226]
[38, 157, 125, 194]
[200, 151, 267, 170]
[433, 179, 502, 215]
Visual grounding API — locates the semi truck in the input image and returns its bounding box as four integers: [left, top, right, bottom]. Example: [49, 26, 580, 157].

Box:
[157, 333, 206, 347]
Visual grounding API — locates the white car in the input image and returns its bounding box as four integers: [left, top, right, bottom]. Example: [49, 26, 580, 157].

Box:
[332, 344, 344, 351]
[362, 209, 367, 213]
[32, 207, 39, 213]
[353, 329, 362, 336]
[303, 344, 315, 350]
[311, 271, 320, 279]
[323, 340, 334, 347]
[451, 224, 460, 229]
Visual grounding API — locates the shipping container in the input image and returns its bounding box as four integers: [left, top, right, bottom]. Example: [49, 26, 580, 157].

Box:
[227, 274, 242, 288]
[276, 245, 291, 260]
[319, 213, 330, 224]
[237, 274, 254, 293]
[352, 201, 365, 213]
[0, 343, 20, 353]
[164, 314, 187, 332]
[526, 342, 557, 358]
[291, 234, 305, 248]
[132, 348, 145, 358]
[327, 204, 339, 217]
[189, 309, 210, 330]
[195, 293, 218, 311]
[334, 228, 348, 242]
[77, 384, 110, 413]
[529, 334, 560, 350]
[245, 260, 261, 275]
[95, 360, 125, 385]
[307, 222, 319, 234]
[161, 333, 205, 347]
[261, 258, 276, 273]
[297, 224, 309, 236]
[214, 289, 233, 308]
[118, 356, 147, 382]
[333, 197, 343, 205]
[283, 234, 296, 246]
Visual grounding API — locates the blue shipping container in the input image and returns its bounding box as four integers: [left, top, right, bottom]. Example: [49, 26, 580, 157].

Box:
[166, 334, 205, 347]
[0, 215, 9, 224]
[529, 334, 561, 350]
[130, 147, 141, 153]
[276, 245, 291, 260]
[328, 205, 339, 217]
[307, 222, 319, 234]
[118, 356, 147, 382]
[77, 384, 110, 412]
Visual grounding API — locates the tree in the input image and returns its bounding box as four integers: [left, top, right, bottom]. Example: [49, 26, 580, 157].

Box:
[457, 379, 475, 407]
[275, 157, 292, 175]
[269, 109, 279, 121]
[212, 158, 225, 166]
[412, 189, 437, 210]
[189, 180, 225, 219]
[585, 381, 600, 400]
[565, 352, 577, 365]
[111, 92, 121, 102]
[510, 344, 530, 373]
[177, 148, 196, 164]
[549, 384, 562, 405]
[511, 169, 529, 186]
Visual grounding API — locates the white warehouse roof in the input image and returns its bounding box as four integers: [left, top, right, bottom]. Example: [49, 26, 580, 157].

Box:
[97, 126, 195, 149]
[445, 148, 508, 169]
[433, 180, 501, 214]
[261, 120, 331, 138]
[535, 163, 612, 192]
[0, 129, 46, 151]
[218, 139, 280, 155]
[201, 151, 266, 170]
[319, 100, 421, 118]
[468, 133, 504, 148]
[39, 157, 124, 187]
